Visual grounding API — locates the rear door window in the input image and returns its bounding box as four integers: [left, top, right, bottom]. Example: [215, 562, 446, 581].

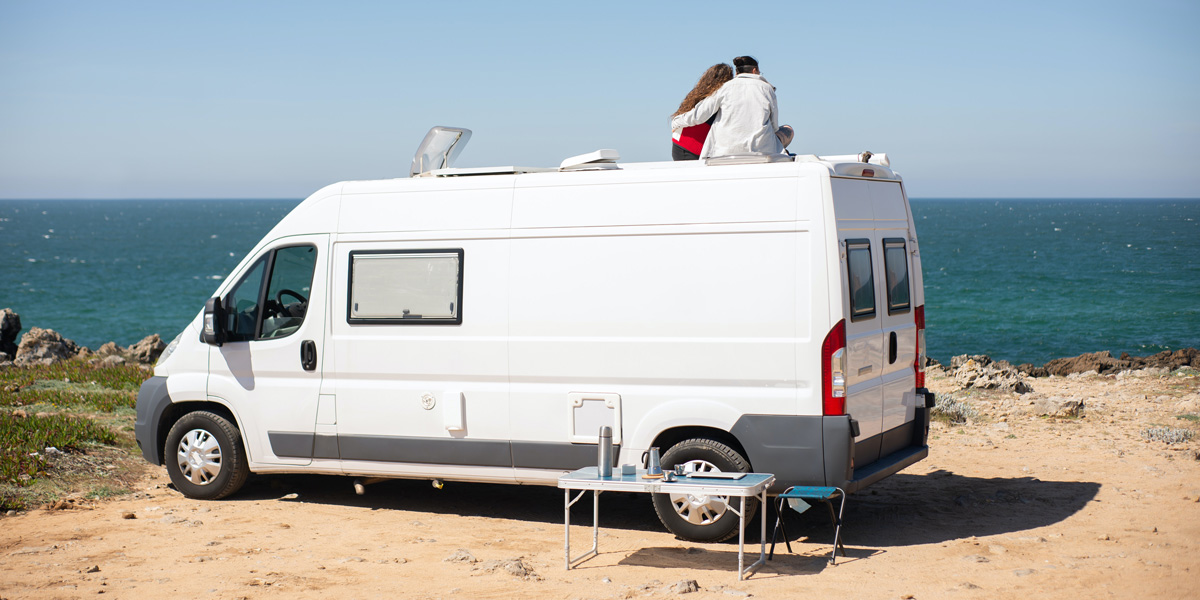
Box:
[846, 239, 876, 321]
[883, 238, 911, 314]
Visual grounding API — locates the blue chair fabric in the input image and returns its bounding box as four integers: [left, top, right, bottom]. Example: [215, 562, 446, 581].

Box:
[768, 486, 847, 565]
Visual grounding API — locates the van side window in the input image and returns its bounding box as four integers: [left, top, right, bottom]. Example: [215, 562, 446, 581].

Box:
[846, 239, 876, 321]
[347, 249, 464, 325]
[883, 238, 911, 314]
[224, 256, 267, 342]
[222, 244, 318, 342]
[261, 245, 317, 339]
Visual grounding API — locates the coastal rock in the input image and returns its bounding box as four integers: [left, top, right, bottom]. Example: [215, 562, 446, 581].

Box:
[951, 354, 992, 369]
[667, 579, 700, 594]
[1122, 348, 1199, 372]
[14, 327, 80, 366]
[1038, 348, 1199, 376]
[951, 354, 1033, 394]
[0, 308, 21, 358]
[100, 355, 126, 367]
[1031, 395, 1083, 417]
[1016, 363, 1049, 378]
[97, 342, 123, 356]
[1043, 351, 1131, 376]
[129, 334, 166, 364]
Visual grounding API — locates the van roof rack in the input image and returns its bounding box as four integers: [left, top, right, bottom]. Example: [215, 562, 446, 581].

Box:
[430, 165, 557, 177]
[413, 126, 621, 178]
[704, 152, 795, 166]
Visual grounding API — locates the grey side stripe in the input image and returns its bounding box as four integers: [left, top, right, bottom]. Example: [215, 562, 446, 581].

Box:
[268, 431, 615, 471]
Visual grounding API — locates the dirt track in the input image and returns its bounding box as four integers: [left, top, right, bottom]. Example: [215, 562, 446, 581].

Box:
[2, 369, 1198, 600]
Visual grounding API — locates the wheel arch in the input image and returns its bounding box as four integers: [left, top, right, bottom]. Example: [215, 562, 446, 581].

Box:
[157, 400, 242, 466]
[650, 426, 752, 471]
[628, 399, 749, 467]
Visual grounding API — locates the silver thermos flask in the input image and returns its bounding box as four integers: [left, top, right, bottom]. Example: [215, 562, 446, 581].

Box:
[598, 426, 613, 478]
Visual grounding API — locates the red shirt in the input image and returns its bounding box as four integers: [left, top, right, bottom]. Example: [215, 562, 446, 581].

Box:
[674, 121, 711, 155]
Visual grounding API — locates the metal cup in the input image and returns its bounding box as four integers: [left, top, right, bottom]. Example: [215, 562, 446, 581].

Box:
[643, 447, 663, 476]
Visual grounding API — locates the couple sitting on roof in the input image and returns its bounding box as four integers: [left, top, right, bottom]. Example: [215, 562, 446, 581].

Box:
[671, 56, 794, 161]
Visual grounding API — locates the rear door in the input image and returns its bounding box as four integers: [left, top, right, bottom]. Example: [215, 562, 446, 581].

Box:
[872, 182, 918, 456]
[833, 179, 885, 465]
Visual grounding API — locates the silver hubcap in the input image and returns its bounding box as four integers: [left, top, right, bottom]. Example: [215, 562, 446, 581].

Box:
[176, 429, 222, 486]
[669, 459, 730, 525]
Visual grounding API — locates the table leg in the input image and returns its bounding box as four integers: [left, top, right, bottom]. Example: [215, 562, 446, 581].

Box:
[737, 496, 745, 581]
[565, 489, 599, 569]
[564, 489, 570, 570]
[758, 489, 767, 565]
[737, 491, 768, 580]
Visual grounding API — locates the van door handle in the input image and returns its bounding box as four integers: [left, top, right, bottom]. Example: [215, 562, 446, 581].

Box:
[888, 331, 898, 364]
[301, 340, 317, 371]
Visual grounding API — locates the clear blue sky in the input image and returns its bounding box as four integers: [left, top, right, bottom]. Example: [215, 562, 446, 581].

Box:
[2, 1, 1197, 199]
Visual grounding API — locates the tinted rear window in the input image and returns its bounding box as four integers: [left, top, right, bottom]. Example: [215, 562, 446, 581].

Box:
[883, 238, 911, 313]
[846, 239, 875, 320]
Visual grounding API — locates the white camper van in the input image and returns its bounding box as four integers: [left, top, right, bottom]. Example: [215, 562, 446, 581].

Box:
[136, 128, 933, 542]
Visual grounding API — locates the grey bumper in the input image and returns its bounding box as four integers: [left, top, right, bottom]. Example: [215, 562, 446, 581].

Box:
[731, 389, 934, 494]
[134, 376, 172, 466]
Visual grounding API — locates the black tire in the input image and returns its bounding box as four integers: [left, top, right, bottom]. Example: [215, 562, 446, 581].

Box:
[651, 437, 757, 543]
[164, 411, 250, 500]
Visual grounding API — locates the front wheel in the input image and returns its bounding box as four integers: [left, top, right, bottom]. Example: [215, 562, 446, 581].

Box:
[164, 411, 250, 500]
[651, 438, 756, 543]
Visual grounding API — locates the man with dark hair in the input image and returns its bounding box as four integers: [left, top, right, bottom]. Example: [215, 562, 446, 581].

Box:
[671, 55, 789, 158]
[733, 55, 759, 74]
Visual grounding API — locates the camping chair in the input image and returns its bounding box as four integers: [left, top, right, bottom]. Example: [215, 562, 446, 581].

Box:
[768, 486, 847, 565]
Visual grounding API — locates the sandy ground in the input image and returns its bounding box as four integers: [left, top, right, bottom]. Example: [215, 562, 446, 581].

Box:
[2, 369, 1198, 600]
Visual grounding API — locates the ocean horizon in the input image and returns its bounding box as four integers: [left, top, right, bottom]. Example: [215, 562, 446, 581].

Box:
[2, 197, 1197, 366]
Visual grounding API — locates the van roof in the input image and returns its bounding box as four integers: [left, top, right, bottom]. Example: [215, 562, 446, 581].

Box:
[407, 126, 898, 181]
[422, 153, 898, 181]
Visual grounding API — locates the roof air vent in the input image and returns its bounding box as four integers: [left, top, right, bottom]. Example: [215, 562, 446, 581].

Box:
[411, 126, 472, 177]
[560, 149, 620, 171]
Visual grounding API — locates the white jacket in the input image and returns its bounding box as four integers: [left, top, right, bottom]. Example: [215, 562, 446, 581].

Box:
[670, 73, 781, 158]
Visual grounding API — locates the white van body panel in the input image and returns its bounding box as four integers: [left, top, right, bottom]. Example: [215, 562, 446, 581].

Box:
[138, 157, 931, 499]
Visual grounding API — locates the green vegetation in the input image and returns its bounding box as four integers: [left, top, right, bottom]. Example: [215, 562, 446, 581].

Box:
[1141, 426, 1194, 445]
[85, 485, 132, 500]
[1, 362, 144, 412]
[932, 393, 978, 424]
[1175, 414, 1200, 423]
[0, 361, 151, 510]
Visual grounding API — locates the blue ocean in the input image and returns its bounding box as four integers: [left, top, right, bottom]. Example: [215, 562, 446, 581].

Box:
[2, 199, 1197, 365]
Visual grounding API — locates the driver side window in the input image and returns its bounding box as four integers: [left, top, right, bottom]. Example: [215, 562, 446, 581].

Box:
[223, 244, 317, 342]
[224, 257, 266, 343]
[261, 245, 316, 339]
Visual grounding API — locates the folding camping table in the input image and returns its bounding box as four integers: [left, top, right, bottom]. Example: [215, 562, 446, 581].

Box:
[558, 467, 775, 581]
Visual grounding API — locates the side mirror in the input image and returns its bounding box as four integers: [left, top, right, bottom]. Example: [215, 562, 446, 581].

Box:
[201, 296, 227, 346]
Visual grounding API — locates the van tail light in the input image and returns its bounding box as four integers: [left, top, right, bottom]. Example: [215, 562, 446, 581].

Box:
[822, 319, 847, 416]
[914, 305, 926, 388]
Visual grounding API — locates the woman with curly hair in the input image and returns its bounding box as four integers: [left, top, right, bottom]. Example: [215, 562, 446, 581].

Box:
[672, 56, 792, 159]
[671, 63, 733, 161]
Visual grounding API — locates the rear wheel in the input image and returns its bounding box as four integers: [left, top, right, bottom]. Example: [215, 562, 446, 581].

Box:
[651, 437, 756, 543]
[164, 411, 250, 500]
